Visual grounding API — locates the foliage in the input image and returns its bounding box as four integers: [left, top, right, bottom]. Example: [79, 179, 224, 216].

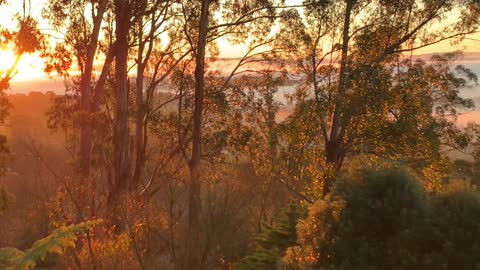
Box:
[284, 166, 480, 269]
[451, 158, 480, 186]
[430, 181, 480, 269]
[274, 0, 480, 193]
[0, 13, 45, 89]
[0, 219, 101, 270]
[75, 230, 138, 270]
[236, 203, 307, 270]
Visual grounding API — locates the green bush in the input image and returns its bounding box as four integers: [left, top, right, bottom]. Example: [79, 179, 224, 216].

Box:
[283, 166, 480, 270]
[236, 203, 307, 270]
[430, 182, 480, 269]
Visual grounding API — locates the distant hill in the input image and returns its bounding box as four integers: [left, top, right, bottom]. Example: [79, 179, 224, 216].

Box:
[9, 79, 65, 95]
[6, 52, 480, 95]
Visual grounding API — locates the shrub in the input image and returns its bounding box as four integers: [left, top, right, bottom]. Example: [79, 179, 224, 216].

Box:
[236, 203, 307, 270]
[285, 167, 431, 270]
[430, 181, 480, 269]
[284, 166, 480, 270]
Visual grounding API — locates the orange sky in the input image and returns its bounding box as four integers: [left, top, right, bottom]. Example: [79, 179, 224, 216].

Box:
[1, 0, 480, 83]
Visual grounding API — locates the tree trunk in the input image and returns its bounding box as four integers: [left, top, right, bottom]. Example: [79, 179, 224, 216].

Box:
[78, 0, 108, 176]
[132, 17, 146, 190]
[132, 63, 145, 190]
[112, 0, 131, 197]
[324, 0, 354, 195]
[329, 0, 353, 144]
[92, 49, 115, 112]
[186, 0, 210, 269]
[132, 7, 160, 190]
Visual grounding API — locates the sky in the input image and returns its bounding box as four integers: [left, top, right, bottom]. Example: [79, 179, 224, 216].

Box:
[0, 0, 46, 81]
[1, 0, 480, 86]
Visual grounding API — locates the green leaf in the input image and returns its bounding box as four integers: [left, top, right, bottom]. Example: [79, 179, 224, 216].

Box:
[0, 219, 101, 270]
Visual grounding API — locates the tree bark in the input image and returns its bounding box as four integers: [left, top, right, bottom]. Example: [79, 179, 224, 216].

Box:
[132, 61, 145, 190]
[186, 0, 210, 269]
[132, 5, 164, 190]
[324, 0, 354, 195]
[132, 16, 146, 190]
[112, 0, 131, 196]
[78, 0, 108, 176]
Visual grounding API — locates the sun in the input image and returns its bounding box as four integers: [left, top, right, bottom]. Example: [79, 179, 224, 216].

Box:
[0, 49, 46, 82]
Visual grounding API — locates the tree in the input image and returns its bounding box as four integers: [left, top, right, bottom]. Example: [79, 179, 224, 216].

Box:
[178, 1, 287, 268]
[178, 0, 288, 266]
[43, 0, 113, 177]
[109, 0, 131, 206]
[276, 0, 480, 195]
[0, 13, 44, 89]
[130, 0, 183, 189]
[185, 0, 210, 268]
[43, 0, 185, 224]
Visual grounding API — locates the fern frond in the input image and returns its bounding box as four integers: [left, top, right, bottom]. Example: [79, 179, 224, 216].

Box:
[13, 219, 102, 270]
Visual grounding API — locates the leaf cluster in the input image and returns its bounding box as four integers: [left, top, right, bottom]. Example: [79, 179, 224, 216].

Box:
[0, 219, 102, 270]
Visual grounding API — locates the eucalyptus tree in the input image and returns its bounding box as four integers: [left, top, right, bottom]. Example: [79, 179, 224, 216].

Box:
[277, 0, 480, 195]
[129, 0, 195, 190]
[43, 0, 114, 177]
[176, 0, 296, 268]
[42, 0, 184, 206]
[110, 0, 131, 208]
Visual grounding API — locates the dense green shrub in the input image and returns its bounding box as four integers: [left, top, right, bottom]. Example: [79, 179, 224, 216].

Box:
[236, 203, 307, 270]
[283, 166, 480, 270]
[430, 182, 480, 269]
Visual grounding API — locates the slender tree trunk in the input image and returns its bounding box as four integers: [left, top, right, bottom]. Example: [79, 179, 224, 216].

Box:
[79, 0, 108, 176]
[132, 9, 158, 190]
[324, 0, 354, 196]
[131, 13, 151, 190]
[92, 49, 115, 112]
[132, 39, 145, 190]
[186, 0, 209, 269]
[266, 89, 277, 164]
[112, 0, 131, 198]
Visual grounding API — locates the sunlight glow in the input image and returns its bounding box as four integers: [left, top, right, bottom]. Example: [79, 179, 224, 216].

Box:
[0, 0, 477, 85]
[0, 50, 46, 81]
